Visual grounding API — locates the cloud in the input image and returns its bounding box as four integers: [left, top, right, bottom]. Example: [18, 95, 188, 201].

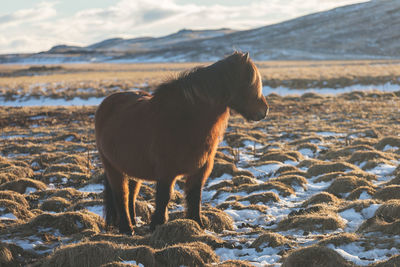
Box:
[0, 2, 56, 27]
[0, 0, 367, 53]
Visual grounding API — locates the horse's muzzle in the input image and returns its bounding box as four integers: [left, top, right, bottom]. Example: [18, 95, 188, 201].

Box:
[254, 110, 268, 121]
[254, 103, 269, 121]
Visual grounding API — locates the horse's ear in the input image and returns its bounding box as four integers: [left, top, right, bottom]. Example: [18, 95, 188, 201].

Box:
[243, 52, 249, 62]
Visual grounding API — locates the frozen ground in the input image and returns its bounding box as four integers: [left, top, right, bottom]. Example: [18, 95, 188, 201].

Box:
[0, 87, 399, 266]
[1, 83, 400, 107]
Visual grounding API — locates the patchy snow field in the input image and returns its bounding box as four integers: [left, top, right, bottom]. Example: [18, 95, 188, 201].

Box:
[2, 82, 400, 107]
[0, 85, 400, 266]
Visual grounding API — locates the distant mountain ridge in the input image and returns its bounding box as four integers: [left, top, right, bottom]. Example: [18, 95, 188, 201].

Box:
[1, 0, 399, 63]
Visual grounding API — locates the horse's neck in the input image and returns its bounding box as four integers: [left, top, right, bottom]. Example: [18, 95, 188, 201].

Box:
[153, 84, 229, 127]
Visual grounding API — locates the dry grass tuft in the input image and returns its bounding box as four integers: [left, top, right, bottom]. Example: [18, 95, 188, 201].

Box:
[374, 185, 400, 201]
[88, 233, 143, 247]
[302, 192, 341, 207]
[40, 197, 71, 212]
[0, 199, 34, 220]
[375, 136, 400, 150]
[200, 207, 235, 233]
[231, 175, 258, 186]
[278, 211, 345, 231]
[250, 231, 293, 251]
[0, 166, 34, 182]
[0, 242, 26, 267]
[315, 170, 377, 183]
[356, 201, 400, 234]
[301, 92, 324, 99]
[44, 163, 88, 176]
[281, 245, 355, 267]
[224, 132, 261, 148]
[306, 162, 359, 178]
[274, 165, 300, 176]
[0, 159, 34, 179]
[374, 200, 400, 222]
[240, 191, 280, 204]
[154, 242, 218, 267]
[0, 190, 29, 206]
[375, 136, 400, 151]
[207, 180, 233, 191]
[0, 178, 47, 194]
[5, 211, 104, 236]
[40, 241, 145, 267]
[322, 144, 374, 160]
[386, 174, 400, 186]
[120, 246, 156, 267]
[357, 217, 400, 235]
[326, 176, 374, 197]
[169, 207, 234, 233]
[288, 136, 323, 146]
[33, 188, 88, 201]
[346, 186, 376, 200]
[297, 143, 319, 154]
[244, 181, 295, 197]
[211, 260, 255, 267]
[339, 199, 378, 213]
[0, 173, 18, 184]
[317, 233, 359, 246]
[216, 201, 268, 213]
[260, 150, 303, 163]
[148, 219, 223, 249]
[0, 244, 14, 266]
[271, 175, 308, 189]
[210, 159, 239, 178]
[371, 255, 400, 267]
[348, 150, 396, 165]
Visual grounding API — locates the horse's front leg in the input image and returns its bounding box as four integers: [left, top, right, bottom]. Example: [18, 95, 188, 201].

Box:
[150, 177, 175, 230]
[184, 162, 212, 228]
[128, 179, 142, 226]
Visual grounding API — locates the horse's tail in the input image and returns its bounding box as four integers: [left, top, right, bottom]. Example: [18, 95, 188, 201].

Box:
[103, 174, 117, 229]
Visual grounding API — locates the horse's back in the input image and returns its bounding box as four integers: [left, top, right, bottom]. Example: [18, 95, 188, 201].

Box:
[97, 91, 149, 115]
[95, 91, 152, 147]
[95, 91, 150, 127]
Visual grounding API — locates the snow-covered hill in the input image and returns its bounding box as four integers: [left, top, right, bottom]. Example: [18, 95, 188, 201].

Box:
[1, 0, 399, 63]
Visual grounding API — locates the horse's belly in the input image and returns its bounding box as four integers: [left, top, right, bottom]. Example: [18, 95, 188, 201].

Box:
[122, 158, 157, 181]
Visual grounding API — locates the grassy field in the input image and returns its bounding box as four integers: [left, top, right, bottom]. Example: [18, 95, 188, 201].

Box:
[1, 60, 400, 101]
[1, 61, 400, 266]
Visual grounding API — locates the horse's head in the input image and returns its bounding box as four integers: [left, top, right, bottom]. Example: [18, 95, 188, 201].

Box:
[227, 52, 269, 121]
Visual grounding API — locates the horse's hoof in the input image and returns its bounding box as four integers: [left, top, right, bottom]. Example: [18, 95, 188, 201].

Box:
[150, 215, 166, 231]
[119, 226, 134, 236]
[149, 223, 158, 231]
[196, 220, 205, 229]
[121, 230, 134, 236]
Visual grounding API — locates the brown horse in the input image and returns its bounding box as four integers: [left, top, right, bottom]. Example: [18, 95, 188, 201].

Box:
[95, 52, 269, 234]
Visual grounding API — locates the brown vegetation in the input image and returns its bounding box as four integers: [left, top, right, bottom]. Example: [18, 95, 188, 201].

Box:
[1, 62, 400, 265]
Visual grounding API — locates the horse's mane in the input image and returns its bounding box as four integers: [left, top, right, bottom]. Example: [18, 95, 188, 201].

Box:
[152, 52, 258, 105]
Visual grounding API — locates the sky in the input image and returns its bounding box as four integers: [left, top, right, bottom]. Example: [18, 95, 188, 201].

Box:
[0, 0, 368, 54]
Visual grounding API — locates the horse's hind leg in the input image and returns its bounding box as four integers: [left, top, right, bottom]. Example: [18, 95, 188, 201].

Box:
[102, 158, 133, 235]
[184, 163, 212, 228]
[104, 175, 117, 227]
[128, 179, 141, 226]
[150, 177, 175, 230]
